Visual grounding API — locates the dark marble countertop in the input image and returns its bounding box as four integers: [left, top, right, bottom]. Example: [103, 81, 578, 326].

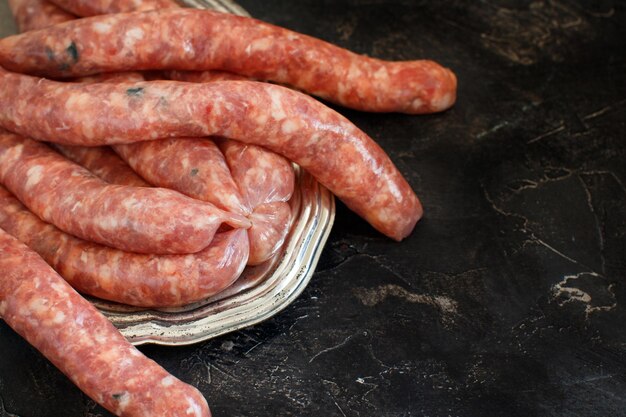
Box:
[1, 1, 625, 416]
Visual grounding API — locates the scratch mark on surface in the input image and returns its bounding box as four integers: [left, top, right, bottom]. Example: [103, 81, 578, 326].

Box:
[586, 7, 615, 18]
[578, 175, 606, 274]
[565, 374, 615, 385]
[330, 396, 347, 417]
[609, 172, 626, 196]
[209, 363, 240, 382]
[477, 121, 509, 139]
[244, 341, 263, 356]
[309, 333, 359, 363]
[479, 1, 592, 65]
[483, 183, 604, 275]
[582, 99, 626, 122]
[356, 377, 379, 404]
[586, 383, 626, 403]
[205, 363, 212, 385]
[527, 123, 565, 144]
[508, 179, 539, 192]
[532, 237, 584, 267]
[583, 106, 613, 121]
[507, 168, 573, 194]
[482, 186, 529, 224]
[288, 314, 309, 331]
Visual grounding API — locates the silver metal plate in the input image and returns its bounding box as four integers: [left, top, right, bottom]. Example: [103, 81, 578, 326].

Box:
[181, 0, 251, 17]
[93, 168, 335, 346]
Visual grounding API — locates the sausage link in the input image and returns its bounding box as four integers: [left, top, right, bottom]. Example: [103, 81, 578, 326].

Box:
[0, 8, 456, 114]
[114, 138, 249, 215]
[115, 138, 295, 265]
[7, 0, 75, 32]
[0, 227, 211, 417]
[49, 0, 178, 16]
[0, 130, 251, 253]
[246, 202, 293, 264]
[219, 139, 295, 264]
[219, 139, 295, 208]
[0, 69, 421, 240]
[0, 185, 248, 307]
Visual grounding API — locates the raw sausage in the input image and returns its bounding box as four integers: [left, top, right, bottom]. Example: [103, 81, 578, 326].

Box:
[219, 139, 294, 209]
[246, 202, 292, 264]
[49, 0, 178, 16]
[0, 227, 211, 417]
[7, 0, 75, 32]
[219, 139, 295, 264]
[0, 185, 248, 307]
[114, 138, 248, 215]
[9, 0, 253, 88]
[0, 8, 457, 114]
[0, 69, 422, 240]
[52, 144, 150, 187]
[114, 134, 295, 264]
[0, 130, 251, 254]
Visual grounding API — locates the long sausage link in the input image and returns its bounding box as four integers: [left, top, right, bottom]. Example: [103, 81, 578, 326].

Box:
[0, 69, 422, 240]
[0, 227, 212, 417]
[0, 8, 456, 114]
[0, 130, 251, 254]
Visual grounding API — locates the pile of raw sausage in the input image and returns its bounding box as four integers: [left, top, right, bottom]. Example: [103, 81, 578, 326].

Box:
[0, 0, 457, 416]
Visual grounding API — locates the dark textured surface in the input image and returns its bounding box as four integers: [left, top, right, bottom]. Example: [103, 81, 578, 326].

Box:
[1, 1, 626, 416]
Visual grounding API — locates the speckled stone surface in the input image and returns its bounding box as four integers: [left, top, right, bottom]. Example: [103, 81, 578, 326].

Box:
[1, 1, 625, 416]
